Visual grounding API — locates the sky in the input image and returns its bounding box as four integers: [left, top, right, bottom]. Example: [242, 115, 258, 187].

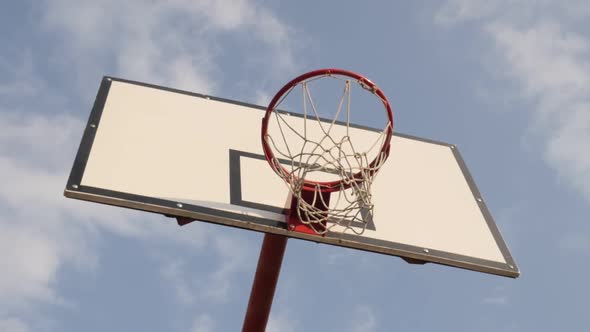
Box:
[1, 0, 589, 331]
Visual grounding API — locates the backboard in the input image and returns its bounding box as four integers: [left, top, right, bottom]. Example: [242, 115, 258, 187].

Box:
[65, 76, 519, 278]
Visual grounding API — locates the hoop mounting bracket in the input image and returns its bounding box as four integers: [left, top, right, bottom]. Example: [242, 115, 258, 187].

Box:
[287, 190, 330, 236]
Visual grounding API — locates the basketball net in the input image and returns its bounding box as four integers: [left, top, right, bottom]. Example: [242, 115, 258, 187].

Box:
[262, 69, 393, 235]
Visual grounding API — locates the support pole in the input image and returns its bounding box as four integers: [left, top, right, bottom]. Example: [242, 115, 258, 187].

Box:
[242, 233, 288, 332]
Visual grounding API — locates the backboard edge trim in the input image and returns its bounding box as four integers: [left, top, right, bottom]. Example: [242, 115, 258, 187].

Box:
[63, 186, 519, 278]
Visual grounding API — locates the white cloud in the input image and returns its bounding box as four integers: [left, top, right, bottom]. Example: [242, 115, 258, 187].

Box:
[41, 0, 299, 95]
[435, 2, 590, 204]
[191, 313, 215, 332]
[0, 318, 30, 332]
[42, 0, 215, 94]
[0, 52, 42, 98]
[157, 234, 255, 306]
[481, 285, 510, 305]
[255, 90, 272, 106]
[0, 108, 88, 313]
[350, 305, 377, 332]
[436, 0, 590, 27]
[200, 235, 255, 302]
[159, 259, 195, 305]
[0, 224, 60, 307]
[0, 101, 147, 315]
[435, 0, 499, 25]
[486, 21, 590, 200]
[266, 311, 298, 332]
[487, 22, 589, 104]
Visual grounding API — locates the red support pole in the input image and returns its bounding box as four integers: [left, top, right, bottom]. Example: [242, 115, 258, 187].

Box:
[242, 233, 288, 332]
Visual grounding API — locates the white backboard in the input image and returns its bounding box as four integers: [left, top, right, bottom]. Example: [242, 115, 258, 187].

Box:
[65, 77, 519, 278]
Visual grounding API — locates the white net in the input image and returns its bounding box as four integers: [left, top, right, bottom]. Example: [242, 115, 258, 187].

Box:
[263, 72, 392, 235]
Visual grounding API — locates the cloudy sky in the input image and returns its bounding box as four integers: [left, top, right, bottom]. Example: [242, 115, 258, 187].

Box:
[1, 1, 589, 331]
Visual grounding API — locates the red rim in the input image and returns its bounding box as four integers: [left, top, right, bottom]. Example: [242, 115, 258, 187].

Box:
[261, 68, 394, 192]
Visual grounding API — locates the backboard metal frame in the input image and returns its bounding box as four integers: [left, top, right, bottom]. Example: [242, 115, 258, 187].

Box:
[64, 76, 519, 278]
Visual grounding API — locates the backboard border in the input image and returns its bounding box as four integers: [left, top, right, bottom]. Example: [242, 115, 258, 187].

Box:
[64, 76, 520, 278]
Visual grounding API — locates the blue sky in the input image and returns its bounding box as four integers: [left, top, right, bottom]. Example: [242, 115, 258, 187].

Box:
[1, 1, 589, 331]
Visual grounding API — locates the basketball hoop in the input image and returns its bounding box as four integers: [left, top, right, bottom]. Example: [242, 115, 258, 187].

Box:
[261, 69, 394, 235]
